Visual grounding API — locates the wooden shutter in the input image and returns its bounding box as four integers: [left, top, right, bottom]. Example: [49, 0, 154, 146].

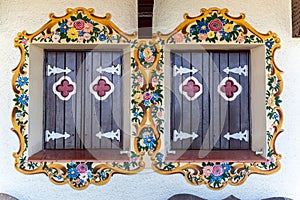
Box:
[170, 50, 250, 151]
[44, 50, 123, 150]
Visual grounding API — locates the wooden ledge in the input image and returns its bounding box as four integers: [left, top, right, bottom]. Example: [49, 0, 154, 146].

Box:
[165, 150, 266, 162]
[29, 149, 130, 162]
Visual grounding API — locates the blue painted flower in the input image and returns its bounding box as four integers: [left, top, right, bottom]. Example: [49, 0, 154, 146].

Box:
[190, 26, 197, 35]
[144, 100, 151, 107]
[60, 23, 69, 33]
[143, 135, 155, 149]
[17, 76, 28, 87]
[18, 94, 29, 105]
[197, 21, 209, 34]
[221, 30, 231, 39]
[86, 170, 93, 179]
[210, 175, 222, 183]
[151, 93, 159, 101]
[221, 163, 231, 173]
[78, 30, 85, 36]
[156, 152, 164, 163]
[265, 39, 274, 49]
[101, 171, 107, 180]
[139, 51, 145, 59]
[272, 112, 279, 120]
[134, 111, 139, 118]
[68, 168, 79, 179]
[16, 112, 22, 118]
[98, 34, 107, 41]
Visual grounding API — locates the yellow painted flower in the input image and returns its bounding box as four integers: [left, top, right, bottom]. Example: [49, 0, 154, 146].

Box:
[223, 24, 234, 33]
[268, 95, 275, 107]
[207, 31, 215, 39]
[67, 28, 78, 39]
[143, 47, 153, 59]
[134, 93, 143, 103]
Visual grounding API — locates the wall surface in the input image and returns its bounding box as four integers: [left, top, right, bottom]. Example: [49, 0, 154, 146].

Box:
[1, 0, 299, 199]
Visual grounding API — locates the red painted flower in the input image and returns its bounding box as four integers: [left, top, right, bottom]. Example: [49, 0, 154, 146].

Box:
[208, 19, 223, 32]
[73, 19, 85, 30]
[220, 79, 238, 98]
[182, 79, 201, 98]
[143, 91, 152, 100]
[76, 163, 88, 174]
[93, 79, 112, 97]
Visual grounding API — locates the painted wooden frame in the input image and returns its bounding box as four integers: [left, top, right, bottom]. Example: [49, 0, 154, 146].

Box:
[12, 7, 283, 190]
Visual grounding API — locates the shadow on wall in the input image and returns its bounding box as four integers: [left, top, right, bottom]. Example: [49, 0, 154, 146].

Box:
[168, 194, 293, 200]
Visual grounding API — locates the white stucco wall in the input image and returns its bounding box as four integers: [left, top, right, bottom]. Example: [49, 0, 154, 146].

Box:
[0, 0, 299, 199]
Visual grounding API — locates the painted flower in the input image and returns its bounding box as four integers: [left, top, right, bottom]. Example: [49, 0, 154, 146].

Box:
[157, 111, 163, 118]
[83, 22, 93, 33]
[83, 33, 91, 40]
[223, 24, 234, 33]
[207, 31, 215, 39]
[145, 56, 155, 63]
[21, 38, 28, 45]
[78, 30, 85, 36]
[237, 35, 245, 43]
[144, 100, 151, 107]
[143, 47, 153, 59]
[208, 18, 223, 32]
[137, 77, 143, 83]
[139, 138, 146, 147]
[151, 93, 159, 101]
[272, 112, 279, 120]
[139, 51, 145, 59]
[77, 36, 84, 43]
[197, 21, 209, 34]
[267, 95, 275, 107]
[67, 20, 74, 27]
[68, 168, 79, 179]
[156, 153, 164, 163]
[189, 26, 197, 35]
[212, 165, 224, 176]
[265, 39, 274, 49]
[216, 32, 222, 39]
[73, 19, 85, 30]
[266, 157, 275, 167]
[221, 31, 231, 39]
[221, 163, 231, 173]
[143, 135, 155, 149]
[98, 34, 107, 41]
[134, 112, 139, 118]
[143, 91, 152, 100]
[272, 78, 278, 87]
[203, 166, 213, 177]
[67, 28, 78, 39]
[152, 77, 158, 84]
[173, 32, 184, 43]
[18, 94, 29, 105]
[17, 76, 28, 87]
[210, 175, 222, 183]
[79, 170, 92, 181]
[60, 23, 69, 33]
[101, 171, 107, 180]
[52, 34, 60, 42]
[134, 93, 143, 103]
[75, 178, 82, 184]
[198, 33, 207, 41]
[76, 163, 88, 173]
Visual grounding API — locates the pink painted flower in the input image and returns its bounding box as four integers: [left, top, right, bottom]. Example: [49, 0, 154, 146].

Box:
[21, 38, 28, 45]
[198, 33, 207, 41]
[173, 32, 184, 43]
[52, 34, 60, 42]
[272, 79, 278, 87]
[143, 91, 152, 100]
[237, 35, 245, 43]
[216, 32, 222, 39]
[83, 22, 93, 33]
[143, 131, 151, 137]
[77, 36, 84, 43]
[73, 19, 85, 30]
[152, 77, 158, 84]
[145, 56, 155, 63]
[75, 178, 81, 184]
[203, 166, 213, 177]
[76, 163, 88, 174]
[208, 19, 223, 32]
[83, 33, 91, 40]
[138, 77, 143, 83]
[212, 165, 224, 176]
[157, 111, 163, 118]
[67, 20, 74, 27]
[266, 157, 275, 167]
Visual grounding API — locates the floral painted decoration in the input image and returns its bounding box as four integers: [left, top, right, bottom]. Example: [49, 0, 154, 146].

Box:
[138, 44, 157, 68]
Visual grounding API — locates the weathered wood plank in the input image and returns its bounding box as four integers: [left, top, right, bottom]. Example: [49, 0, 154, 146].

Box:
[44, 51, 56, 149]
[84, 52, 92, 149]
[202, 52, 210, 150]
[64, 52, 76, 149]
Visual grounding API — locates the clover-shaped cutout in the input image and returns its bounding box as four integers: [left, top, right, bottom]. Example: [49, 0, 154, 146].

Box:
[89, 76, 114, 100]
[53, 76, 76, 101]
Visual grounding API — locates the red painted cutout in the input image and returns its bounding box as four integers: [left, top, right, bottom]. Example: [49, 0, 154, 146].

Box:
[56, 79, 75, 98]
[182, 79, 201, 98]
[220, 79, 238, 98]
[93, 79, 112, 97]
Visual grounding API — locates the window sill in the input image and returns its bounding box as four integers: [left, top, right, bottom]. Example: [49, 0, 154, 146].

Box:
[28, 149, 129, 162]
[165, 150, 265, 162]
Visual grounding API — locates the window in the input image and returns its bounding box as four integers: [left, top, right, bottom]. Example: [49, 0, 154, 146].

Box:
[292, 0, 300, 37]
[28, 45, 131, 162]
[164, 44, 267, 162]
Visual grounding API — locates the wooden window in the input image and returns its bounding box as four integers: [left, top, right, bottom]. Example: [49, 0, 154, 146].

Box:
[168, 50, 256, 161]
[29, 50, 128, 161]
